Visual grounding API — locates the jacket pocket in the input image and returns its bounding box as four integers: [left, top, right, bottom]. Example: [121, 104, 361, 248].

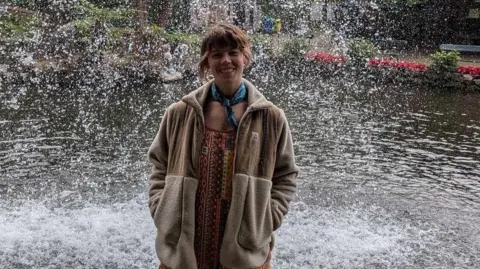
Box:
[237, 175, 273, 250]
[154, 175, 198, 246]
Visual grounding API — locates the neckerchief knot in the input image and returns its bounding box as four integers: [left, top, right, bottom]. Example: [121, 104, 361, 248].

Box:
[210, 82, 247, 131]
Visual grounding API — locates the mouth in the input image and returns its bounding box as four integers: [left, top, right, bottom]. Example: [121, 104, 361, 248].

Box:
[218, 68, 235, 75]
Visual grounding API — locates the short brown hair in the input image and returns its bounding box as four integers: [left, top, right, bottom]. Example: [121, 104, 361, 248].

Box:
[198, 23, 252, 80]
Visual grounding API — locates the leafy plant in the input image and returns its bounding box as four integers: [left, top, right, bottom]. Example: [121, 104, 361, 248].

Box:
[72, 0, 135, 38]
[164, 31, 201, 51]
[73, 0, 135, 24]
[429, 50, 460, 74]
[0, 12, 41, 37]
[150, 24, 167, 36]
[347, 38, 377, 66]
[251, 33, 274, 57]
[280, 37, 312, 57]
[107, 26, 132, 40]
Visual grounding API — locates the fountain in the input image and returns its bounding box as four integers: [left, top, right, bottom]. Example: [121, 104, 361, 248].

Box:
[1, 1, 479, 268]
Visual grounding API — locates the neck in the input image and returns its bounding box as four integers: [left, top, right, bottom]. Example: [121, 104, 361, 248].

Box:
[214, 80, 242, 98]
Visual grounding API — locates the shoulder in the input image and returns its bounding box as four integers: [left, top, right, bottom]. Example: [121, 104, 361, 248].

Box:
[265, 105, 289, 127]
[163, 101, 189, 121]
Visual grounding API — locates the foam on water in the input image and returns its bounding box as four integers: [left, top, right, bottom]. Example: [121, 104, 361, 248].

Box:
[0, 195, 157, 269]
[275, 202, 432, 268]
[4, 192, 473, 269]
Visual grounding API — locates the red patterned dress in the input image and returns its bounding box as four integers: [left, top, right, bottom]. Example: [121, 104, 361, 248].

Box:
[160, 128, 271, 269]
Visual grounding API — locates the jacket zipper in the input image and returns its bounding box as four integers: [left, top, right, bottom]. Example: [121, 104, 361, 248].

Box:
[195, 108, 206, 178]
[231, 107, 255, 175]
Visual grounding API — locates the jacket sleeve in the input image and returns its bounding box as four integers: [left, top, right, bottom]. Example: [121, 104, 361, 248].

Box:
[271, 110, 299, 231]
[147, 109, 170, 219]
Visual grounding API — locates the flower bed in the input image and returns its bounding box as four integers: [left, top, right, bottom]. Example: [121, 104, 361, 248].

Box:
[303, 51, 480, 92]
[457, 66, 480, 77]
[304, 52, 346, 64]
[305, 51, 480, 77]
[368, 58, 427, 72]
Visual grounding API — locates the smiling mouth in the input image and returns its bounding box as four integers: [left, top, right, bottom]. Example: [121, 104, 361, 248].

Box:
[218, 68, 235, 75]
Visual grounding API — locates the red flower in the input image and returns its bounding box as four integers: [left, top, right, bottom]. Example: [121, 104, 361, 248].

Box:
[305, 51, 346, 65]
[367, 58, 427, 72]
[457, 66, 480, 76]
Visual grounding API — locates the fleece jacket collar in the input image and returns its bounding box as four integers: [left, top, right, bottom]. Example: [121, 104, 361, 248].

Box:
[181, 78, 273, 114]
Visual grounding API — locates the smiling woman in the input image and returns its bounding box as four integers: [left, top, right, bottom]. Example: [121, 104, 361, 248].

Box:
[198, 24, 252, 95]
[147, 23, 299, 269]
[206, 47, 246, 95]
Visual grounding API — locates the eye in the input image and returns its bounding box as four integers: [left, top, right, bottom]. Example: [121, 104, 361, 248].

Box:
[229, 51, 239, 56]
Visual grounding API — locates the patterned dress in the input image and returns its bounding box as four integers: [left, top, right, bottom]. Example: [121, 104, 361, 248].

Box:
[160, 128, 271, 269]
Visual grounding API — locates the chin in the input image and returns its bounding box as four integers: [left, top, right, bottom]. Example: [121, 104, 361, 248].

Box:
[216, 77, 234, 83]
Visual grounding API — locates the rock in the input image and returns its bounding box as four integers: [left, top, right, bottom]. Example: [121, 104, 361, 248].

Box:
[463, 74, 473, 81]
[474, 79, 480, 86]
[164, 52, 172, 62]
[173, 43, 189, 57]
[161, 44, 171, 52]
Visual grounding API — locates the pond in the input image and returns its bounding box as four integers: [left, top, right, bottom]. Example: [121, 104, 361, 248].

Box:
[0, 67, 479, 268]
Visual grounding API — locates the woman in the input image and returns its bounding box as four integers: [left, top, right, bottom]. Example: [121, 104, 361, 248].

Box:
[148, 23, 299, 269]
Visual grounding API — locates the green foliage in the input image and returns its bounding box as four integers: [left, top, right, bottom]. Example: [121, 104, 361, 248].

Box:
[280, 37, 312, 57]
[347, 38, 377, 66]
[3, 0, 132, 12]
[251, 33, 274, 56]
[164, 31, 200, 47]
[0, 12, 40, 37]
[150, 24, 167, 36]
[73, 19, 94, 39]
[71, 0, 135, 39]
[73, 0, 135, 24]
[429, 50, 460, 74]
[107, 26, 133, 40]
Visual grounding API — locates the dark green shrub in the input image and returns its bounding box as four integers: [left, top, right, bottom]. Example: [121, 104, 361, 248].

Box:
[347, 38, 377, 66]
[0, 12, 40, 37]
[429, 50, 460, 74]
[72, 0, 135, 39]
[280, 37, 311, 57]
[251, 33, 274, 57]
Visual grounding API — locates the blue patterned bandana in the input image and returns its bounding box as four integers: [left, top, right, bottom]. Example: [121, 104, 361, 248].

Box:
[210, 82, 247, 131]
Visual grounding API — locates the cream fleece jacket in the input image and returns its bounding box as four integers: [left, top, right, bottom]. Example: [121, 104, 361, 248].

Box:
[148, 79, 299, 269]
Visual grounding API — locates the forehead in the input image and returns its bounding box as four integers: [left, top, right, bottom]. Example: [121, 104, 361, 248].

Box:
[210, 47, 241, 53]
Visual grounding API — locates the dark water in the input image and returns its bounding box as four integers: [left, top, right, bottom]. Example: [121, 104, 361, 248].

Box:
[1, 68, 479, 268]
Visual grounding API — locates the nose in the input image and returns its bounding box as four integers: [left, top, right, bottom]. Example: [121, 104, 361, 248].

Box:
[220, 54, 231, 64]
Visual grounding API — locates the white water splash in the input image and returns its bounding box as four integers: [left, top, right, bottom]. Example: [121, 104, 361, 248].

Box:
[2, 194, 461, 269]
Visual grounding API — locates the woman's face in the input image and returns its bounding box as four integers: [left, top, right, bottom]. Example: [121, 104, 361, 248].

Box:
[207, 47, 247, 90]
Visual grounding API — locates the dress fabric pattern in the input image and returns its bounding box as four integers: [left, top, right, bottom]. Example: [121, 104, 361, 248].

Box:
[160, 128, 271, 269]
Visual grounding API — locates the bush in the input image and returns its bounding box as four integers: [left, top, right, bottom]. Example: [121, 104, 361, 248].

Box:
[0, 12, 40, 38]
[251, 34, 274, 57]
[347, 38, 377, 66]
[429, 50, 460, 74]
[72, 0, 135, 40]
[163, 31, 201, 54]
[280, 37, 311, 58]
